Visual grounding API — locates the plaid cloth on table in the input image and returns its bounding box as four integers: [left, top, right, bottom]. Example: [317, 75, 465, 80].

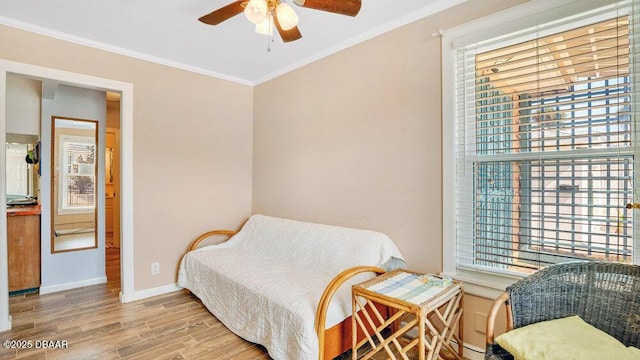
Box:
[365, 271, 453, 305]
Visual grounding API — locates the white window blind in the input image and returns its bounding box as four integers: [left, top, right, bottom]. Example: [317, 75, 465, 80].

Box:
[454, 2, 640, 276]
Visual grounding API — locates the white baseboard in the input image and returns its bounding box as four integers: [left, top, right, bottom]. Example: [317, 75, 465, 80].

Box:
[120, 283, 183, 303]
[0, 315, 12, 332]
[39, 276, 107, 295]
[462, 343, 486, 360]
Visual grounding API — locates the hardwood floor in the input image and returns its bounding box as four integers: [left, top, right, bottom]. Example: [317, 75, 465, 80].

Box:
[1, 248, 271, 360]
[1, 249, 469, 360]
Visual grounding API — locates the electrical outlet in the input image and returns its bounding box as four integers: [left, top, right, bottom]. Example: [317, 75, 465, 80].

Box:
[151, 262, 160, 275]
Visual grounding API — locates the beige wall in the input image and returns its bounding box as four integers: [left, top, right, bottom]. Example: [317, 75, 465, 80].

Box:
[2, 0, 528, 349]
[0, 24, 254, 291]
[253, 0, 528, 348]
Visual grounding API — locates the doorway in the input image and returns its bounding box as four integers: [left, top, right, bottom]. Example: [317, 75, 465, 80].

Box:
[105, 92, 121, 287]
[0, 59, 135, 331]
[105, 92, 121, 249]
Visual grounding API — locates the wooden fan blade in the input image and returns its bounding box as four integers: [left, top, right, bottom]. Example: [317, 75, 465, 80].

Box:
[198, 1, 245, 25]
[274, 15, 302, 43]
[294, 0, 361, 17]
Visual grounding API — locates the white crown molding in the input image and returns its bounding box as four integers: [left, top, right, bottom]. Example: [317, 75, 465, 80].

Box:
[0, 16, 254, 87]
[0, 0, 467, 87]
[253, 0, 468, 85]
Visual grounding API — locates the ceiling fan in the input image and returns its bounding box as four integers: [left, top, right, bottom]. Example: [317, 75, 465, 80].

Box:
[198, 0, 362, 43]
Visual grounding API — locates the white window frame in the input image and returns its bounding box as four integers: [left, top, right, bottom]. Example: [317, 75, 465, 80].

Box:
[441, 0, 640, 298]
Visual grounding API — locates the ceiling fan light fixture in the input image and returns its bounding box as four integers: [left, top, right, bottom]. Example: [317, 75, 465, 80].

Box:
[255, 16, 275, 35]
[276, 3, 299, 31]
[244, 0, 268, 24]
[198, 0, 361, 45]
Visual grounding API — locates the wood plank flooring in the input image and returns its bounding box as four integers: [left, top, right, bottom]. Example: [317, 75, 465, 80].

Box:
[1, 249, 469, 360]
[0, 248, 271, 360]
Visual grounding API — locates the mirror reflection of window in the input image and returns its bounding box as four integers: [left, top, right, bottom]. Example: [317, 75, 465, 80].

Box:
[51, 117, 98, 253]
[58, 136, 95, 213]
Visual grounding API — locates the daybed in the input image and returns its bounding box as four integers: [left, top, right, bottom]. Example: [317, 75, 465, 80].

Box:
[177, 214, 405, 360]
[485, 261, 640, 360]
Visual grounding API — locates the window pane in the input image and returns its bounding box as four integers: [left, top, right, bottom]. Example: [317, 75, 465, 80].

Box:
[474, 157, 633, 273]
[529, 158, 632, 260]
[6, 143, 28, 196]
[474, 17, 631, 156]
[65, 175, 95, 208]
[61, 140, 95, 211]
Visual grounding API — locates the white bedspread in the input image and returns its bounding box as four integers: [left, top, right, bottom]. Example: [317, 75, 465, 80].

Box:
[178, 214, 404, 360]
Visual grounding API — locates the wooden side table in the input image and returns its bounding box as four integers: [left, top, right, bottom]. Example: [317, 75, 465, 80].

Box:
[351, 269, 463, 360]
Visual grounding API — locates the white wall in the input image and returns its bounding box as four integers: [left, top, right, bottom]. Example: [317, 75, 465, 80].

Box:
[6, 75, 40, 136]
[40, 83, 106, 293]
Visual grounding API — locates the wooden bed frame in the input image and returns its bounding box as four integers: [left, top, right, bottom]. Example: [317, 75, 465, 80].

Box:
[186, 230, 391, 360]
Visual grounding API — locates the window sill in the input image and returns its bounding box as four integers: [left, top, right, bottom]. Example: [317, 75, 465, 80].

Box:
[441, 267, 524, 300]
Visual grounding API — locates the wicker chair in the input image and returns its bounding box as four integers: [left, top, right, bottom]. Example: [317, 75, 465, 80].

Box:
[485, 261, 640, 360]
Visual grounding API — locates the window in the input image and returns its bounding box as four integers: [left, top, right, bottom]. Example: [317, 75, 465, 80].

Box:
[6, 143, 30, 197]
[58, 135, 95, 213]
[443, 0, 640, 287]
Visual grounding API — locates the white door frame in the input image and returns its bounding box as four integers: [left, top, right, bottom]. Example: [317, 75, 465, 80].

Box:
[0, 59, 135, 331]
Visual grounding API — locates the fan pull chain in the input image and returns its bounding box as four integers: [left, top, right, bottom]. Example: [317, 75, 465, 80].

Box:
[267, 12, 273, 52]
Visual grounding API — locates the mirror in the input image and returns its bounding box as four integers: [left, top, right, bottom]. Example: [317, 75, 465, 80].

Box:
[51, 116, 98, 253]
